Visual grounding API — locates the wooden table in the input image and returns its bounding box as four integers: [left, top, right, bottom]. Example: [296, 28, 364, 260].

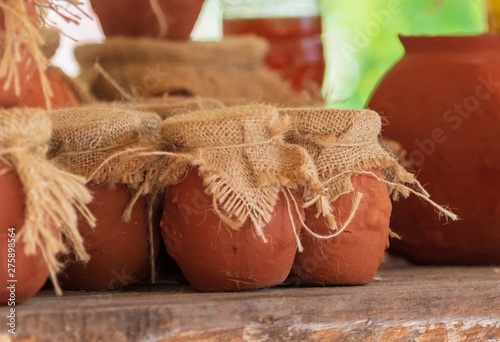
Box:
[1, 260, 499, 342]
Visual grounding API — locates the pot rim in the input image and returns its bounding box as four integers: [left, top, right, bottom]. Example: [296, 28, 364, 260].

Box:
[399, 34, 500, 53]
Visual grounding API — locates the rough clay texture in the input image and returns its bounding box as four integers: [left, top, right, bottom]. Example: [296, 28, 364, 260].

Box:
[60, 183, 157, 291]
[292, 169, 392, 285]
[161, 168, 304, 292]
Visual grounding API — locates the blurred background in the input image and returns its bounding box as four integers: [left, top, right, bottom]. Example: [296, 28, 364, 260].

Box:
[50, 0, 486, 109]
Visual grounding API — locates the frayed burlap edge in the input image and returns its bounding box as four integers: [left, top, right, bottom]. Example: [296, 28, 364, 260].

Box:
[283, 107, 458, 224]
[104, 106, 330, 251]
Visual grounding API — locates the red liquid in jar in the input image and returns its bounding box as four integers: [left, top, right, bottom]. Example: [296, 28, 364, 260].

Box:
[223, 16, 325, 93]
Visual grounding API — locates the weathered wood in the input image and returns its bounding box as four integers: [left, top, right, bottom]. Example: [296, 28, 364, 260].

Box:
[1, 264, 499, 341]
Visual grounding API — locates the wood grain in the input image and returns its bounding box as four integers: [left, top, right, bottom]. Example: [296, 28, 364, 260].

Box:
[1, 264, 499, 341]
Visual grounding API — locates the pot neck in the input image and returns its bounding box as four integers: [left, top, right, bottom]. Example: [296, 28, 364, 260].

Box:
[400, 34, 500, 54]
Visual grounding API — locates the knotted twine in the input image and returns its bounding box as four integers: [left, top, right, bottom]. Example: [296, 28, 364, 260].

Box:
[47, 106, 162, 282]
[0, 108, 95, 295]
[281, 107, 458, 232]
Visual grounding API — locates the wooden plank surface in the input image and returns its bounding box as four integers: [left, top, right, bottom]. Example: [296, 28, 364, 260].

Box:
[1, 262, 499, 342]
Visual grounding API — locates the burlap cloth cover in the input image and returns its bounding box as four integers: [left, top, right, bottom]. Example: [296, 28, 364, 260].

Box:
[281, 107, 458, 223]
[0, 108, 94, 295]
[152, 104, 326, 242]
[47, 106, 160, 188]
[74, 36, 320, 107]
[47, 106, 162, 280]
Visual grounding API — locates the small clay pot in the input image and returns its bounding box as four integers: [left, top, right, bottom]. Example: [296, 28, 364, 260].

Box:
[0, 162, 51, 304]
[91, 0, 205, 40]
[291, 168, 392, 286]
[161, 168, 303, 292]
[17, 67, 80, 109]
[60, 183, 159, 291]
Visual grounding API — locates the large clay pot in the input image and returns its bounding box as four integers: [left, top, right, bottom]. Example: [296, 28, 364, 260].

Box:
[368, 35, 500, 264]
[291, 169, 392, 285]
[0, 163, 51, 304]
[161, 169, 303, 292]
[91, 0, 205, 40]
[60, 183, 159, 290]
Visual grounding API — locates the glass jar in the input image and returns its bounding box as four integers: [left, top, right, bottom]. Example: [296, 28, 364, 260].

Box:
[220, 0, 325, 93]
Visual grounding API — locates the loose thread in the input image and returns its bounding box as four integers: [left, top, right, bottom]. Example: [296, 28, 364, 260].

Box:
[354, 170, 459, 221]
[282, 188, 304, 252]
[94, 62, 136, 102]
[148, 0, 168, 38]
[289, 186, 363, 241]
[147, 192, 158, 284]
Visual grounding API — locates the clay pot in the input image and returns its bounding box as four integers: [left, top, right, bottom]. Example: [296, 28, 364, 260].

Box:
[0, 4, 37, 108]
[60, 183, 159, 291]
[91, 0, 205, 40]
[161, 168, 303, 292]
[291, 169, 392, 285]
[368, 35, 500, 264]
[0, 162, 50, 304]
[17, 67, 80, 109]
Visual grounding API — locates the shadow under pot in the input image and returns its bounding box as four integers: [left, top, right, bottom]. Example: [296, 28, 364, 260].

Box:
[60, 183, 159, 291]
[291, 168, 392, 286]
[0, 162, 52, 304]
[161, 168, 304, 292]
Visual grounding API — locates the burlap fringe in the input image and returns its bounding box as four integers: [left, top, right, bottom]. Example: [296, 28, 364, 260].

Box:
[281, 107, 459, 226]
[0, 112, 95, 297]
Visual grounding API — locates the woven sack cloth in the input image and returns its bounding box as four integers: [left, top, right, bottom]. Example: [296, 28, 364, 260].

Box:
[281, 107, 458, 223]
[47, 106, 160, 188]
[0, 108, 94, 295]
[74, 36, 321, 107]
[150, 104, 327, 242]
[116, 96, 225, 120]
[75, 35, 268, 70]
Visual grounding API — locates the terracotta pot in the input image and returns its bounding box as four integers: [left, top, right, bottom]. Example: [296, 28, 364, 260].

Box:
[91, 0, 205, 40]
[161, 168, 303, 292]
[0, 162, 50, 304]
[291, 169, 392, 285]
[60, 183, 159, 291]
[368, 35, 500, 264]
[17, 67, 80, 109]
[0, 4, 37, 108]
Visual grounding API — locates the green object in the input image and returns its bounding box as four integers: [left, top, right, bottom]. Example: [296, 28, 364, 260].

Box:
[321, 0, 486, 109]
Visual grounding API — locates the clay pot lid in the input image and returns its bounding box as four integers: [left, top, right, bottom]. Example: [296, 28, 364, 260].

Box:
[0, 108, 52, 149]
[399, 34, 500, 54]
[159, 104, 279, 149]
